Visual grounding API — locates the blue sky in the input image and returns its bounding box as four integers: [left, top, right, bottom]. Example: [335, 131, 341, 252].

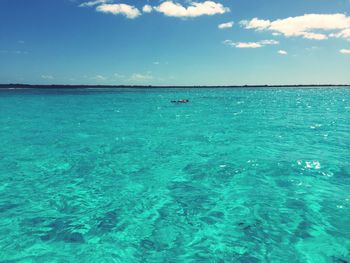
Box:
[1, 0, 350, 85]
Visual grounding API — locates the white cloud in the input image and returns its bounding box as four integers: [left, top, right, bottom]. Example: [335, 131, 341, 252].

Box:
[241, 14, 350, 40]
[278, 50, 288, 55]
[302, 32, 327, 40]
[218, 21, 234, 29]
[96, 4, 141, 19]
[79, 0, 110, 7]
[143, 5, 153, 13]
[154, 1, 229, 18]
[339, 49, 350, 54]
[330, 28, 350, 39]
[223, 39, 279, 48]
[240, 18, 270, 30]
[235, 42, 262, 48]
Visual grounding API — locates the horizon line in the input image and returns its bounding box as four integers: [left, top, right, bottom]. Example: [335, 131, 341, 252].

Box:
[1, 83, 350, 89]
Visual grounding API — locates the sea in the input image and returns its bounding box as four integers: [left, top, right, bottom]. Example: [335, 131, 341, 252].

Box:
[0, 87, 349, 262]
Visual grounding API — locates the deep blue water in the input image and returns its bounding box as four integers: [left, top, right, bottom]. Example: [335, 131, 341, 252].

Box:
[0, 87, 349, 262]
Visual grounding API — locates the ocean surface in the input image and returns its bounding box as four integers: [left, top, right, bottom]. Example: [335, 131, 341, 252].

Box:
[0, 87, 349, 262]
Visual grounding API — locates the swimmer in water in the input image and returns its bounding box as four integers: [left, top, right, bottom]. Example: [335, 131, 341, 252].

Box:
[171, 99, 189, 103]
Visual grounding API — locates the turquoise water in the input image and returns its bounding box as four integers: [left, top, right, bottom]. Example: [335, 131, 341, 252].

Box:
[0, 87, 349, 262]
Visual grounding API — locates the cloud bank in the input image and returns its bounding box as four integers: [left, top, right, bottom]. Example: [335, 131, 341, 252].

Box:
[240, 14, 350, 40]
[80, 0, 229, 19]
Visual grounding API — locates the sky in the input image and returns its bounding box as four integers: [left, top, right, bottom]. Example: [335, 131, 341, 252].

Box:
[0, 0, 350, 85]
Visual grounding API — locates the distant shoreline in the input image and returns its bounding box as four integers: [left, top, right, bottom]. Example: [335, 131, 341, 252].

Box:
[1, 84, 350, 89]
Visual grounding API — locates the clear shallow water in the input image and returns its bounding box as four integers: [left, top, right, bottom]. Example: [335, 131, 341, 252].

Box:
[0, 87, 349, 262]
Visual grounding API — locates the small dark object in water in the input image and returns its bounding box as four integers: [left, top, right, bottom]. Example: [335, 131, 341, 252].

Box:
[171, 99, 189, 103]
